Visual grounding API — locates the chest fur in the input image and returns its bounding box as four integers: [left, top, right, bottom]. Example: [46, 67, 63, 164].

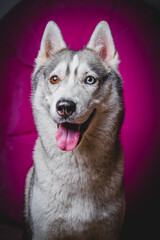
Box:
[30, 140, 124, 239]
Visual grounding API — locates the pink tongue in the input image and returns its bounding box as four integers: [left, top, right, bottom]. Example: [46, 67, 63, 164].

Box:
[56, 123, 80, 151]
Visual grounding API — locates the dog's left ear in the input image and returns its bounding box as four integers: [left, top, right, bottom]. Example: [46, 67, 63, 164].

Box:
[87, 21, 119, 68]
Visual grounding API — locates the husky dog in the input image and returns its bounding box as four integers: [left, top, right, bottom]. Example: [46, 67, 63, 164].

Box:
[23, 21, 125, 240]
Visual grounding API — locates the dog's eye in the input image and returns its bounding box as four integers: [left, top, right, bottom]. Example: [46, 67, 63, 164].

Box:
[84, 76, 97, 85]
[50, 75, 59, 84]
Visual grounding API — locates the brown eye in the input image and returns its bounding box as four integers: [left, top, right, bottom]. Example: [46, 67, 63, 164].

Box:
[50, 75, 59, 84]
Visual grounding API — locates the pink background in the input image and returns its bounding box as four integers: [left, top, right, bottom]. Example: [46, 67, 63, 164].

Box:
[0, 0, 160, 239]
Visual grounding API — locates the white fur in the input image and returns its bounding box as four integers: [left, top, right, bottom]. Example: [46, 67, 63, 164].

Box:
[49, 62, 68, 81]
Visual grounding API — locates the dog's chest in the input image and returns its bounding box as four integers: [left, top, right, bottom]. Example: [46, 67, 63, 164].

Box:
[31, 159, 102, 236]
[31, 182, 95, 223]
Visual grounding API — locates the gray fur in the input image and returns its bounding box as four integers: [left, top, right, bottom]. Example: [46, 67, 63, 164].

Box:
[24, 21, 125, 240]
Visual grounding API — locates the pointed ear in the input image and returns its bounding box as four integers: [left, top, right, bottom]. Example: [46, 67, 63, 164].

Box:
[35, 21, 66, 67]
[87, 21, 119, 68]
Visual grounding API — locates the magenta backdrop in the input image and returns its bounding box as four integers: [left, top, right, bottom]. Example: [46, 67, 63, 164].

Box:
[0, 0, 160, 238]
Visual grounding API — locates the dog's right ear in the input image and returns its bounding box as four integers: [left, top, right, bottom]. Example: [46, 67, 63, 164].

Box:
[35, 21, 66, 67]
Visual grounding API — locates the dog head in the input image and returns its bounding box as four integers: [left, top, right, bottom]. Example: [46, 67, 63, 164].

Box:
[32, 21, 123, 151]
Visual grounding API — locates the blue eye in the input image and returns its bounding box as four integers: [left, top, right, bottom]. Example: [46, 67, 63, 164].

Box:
[85, 76, 97, 85]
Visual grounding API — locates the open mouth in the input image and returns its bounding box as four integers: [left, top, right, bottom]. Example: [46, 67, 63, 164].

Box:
[56, 109, 96, 151]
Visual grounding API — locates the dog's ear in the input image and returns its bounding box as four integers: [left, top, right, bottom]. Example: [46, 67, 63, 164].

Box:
[35, 21, 66, 67]
[87, 21, 119, 68]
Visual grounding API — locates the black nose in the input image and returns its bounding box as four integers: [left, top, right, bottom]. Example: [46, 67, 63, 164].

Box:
[56, 99, 76, 117]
